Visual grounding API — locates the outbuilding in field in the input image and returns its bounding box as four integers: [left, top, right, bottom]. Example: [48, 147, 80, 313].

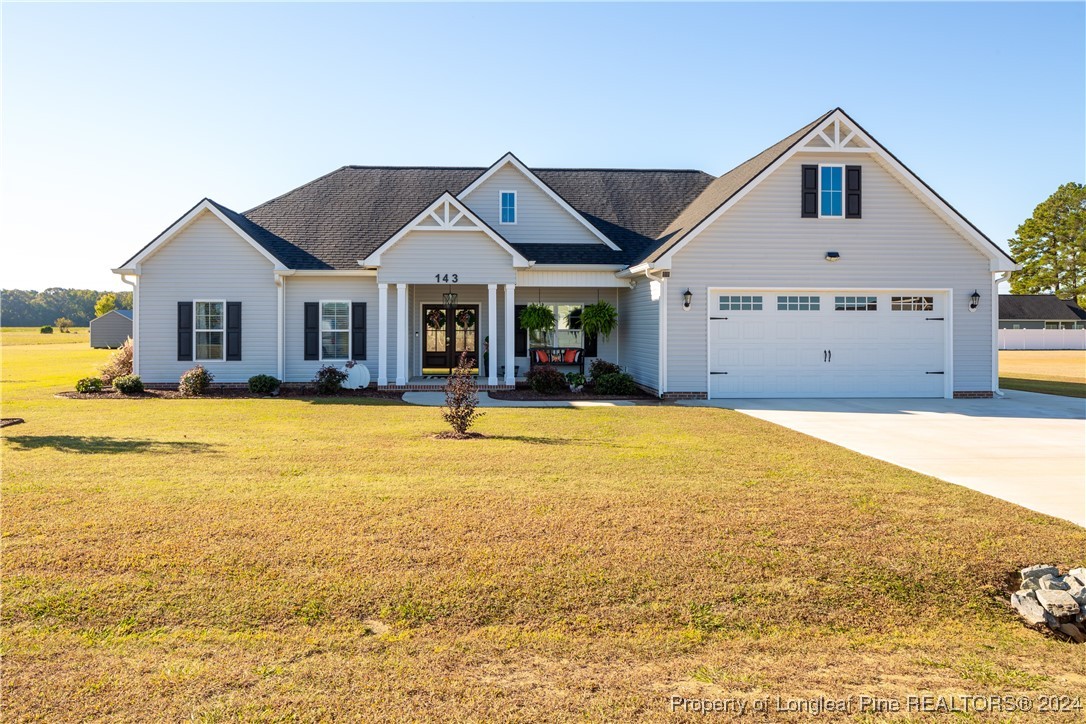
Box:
[89, 308, 132, 348]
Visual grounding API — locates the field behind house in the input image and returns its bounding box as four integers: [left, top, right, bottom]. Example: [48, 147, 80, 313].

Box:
[3, 329, 1086, 721]
[999, 349, 1086, 398]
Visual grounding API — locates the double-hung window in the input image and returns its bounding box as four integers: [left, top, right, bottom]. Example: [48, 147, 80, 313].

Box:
[194, 301, 224, 360]
[500, 191, 516, 224]
[819, 165, 843, 218]
[320, 301, 349, 360]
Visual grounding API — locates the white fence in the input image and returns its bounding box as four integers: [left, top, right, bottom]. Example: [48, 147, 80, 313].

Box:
[999, 328, 1086, 350]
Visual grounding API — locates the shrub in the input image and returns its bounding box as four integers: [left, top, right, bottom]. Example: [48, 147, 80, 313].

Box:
[179, 365, 214, 396]
[565, 372, 586, 389]
[248, 374, 281, 395]
[314, 365, 348, 395]
[593, 372, 638, 396]
[39, 326, 53, 334]
[441, 352, 483, 437]
[54, 317, 73, 333]
[75, 377, 103, 394]
[99, 337, 133, 384]
[113, 374, 144, 394]
[526, 365, 569, 394]
[589, 358, 621, 379]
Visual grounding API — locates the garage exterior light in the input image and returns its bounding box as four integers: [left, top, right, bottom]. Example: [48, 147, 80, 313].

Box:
[969, 290, 980, 312]
[682, 289, 693, 309]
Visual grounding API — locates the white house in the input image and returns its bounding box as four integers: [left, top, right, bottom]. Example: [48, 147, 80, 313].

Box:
[113, 109, 1018, 398]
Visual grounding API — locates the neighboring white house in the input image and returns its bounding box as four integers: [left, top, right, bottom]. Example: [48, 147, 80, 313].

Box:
[113, 108, 1018, 398]
[89, 308, 133, 348]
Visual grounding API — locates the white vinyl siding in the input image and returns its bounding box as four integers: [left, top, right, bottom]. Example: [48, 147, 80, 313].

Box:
[378, 230, 515, 285]
[617, 281, 659, 392]
[460, 165, 602, 245]
[666, 153, 993, 394]
[284, 277, 382, 383]
[137, 212, 277, 383]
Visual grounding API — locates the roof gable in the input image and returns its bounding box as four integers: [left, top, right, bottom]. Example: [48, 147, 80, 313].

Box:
[458, 153, 621, 250]
[645, 109, 1017, 272]
[360, 192, 530, 267]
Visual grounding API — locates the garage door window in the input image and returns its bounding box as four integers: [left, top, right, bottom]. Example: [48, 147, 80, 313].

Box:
[834, 296, 877, 311]
[891, 296, 934, 311]
[720, 295, 762, 311]
[777, 295, 820, 311]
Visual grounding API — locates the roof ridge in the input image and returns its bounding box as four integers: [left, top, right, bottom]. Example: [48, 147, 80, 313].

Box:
[341, 164, 487, 171]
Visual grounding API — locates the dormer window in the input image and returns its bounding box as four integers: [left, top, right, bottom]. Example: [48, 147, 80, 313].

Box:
[500, 191, 516, 224]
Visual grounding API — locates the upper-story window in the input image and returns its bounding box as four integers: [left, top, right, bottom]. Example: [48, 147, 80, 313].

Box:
[500, 191, 516, 224]
[820, 165, 843, 218]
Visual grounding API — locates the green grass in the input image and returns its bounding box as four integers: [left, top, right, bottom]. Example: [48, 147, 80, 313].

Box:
[2, 326, 89, 346]
[1000, 377, 1086, 398]
[1000, 350, 1086, 398]
[3, 334, 1086, 719]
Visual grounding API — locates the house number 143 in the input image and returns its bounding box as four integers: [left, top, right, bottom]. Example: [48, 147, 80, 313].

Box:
[435, 274, 459, 283]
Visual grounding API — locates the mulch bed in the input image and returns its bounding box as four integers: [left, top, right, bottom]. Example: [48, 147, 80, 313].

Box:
[56, 388, 405, 401]
[488, 388, 654, 402]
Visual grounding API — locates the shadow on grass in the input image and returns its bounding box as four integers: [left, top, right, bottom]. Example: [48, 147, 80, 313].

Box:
[2, 435, 215, 455]
[482, 434, 572, 445]
[1000, 377, 1086, 399]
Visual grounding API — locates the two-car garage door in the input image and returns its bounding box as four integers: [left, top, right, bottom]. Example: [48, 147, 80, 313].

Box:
[708, 290, 948, 398]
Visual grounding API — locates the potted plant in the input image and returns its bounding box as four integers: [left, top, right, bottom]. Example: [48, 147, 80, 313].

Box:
[519, 303, 556, 347]
[578, 301, 618, 341]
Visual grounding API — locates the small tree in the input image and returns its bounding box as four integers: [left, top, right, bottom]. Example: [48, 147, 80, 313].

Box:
[54, 317, 73, 333]
[94, 293, 117, 318]
[441, 352, 483, 438]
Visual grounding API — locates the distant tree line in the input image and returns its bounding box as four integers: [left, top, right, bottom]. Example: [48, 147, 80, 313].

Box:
[1, 288, 132, 327]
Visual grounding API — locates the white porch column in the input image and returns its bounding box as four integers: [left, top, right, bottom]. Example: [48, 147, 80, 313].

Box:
[395, 283, 408, 386]
[377, 283, 388, 386]
[487, 284, 498, 385]
[504, 284, 516, 385]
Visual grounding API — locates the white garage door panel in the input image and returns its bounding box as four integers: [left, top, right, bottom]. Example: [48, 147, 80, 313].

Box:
[709, 290, 946, 398]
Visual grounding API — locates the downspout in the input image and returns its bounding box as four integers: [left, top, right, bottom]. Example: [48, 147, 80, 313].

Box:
[275, 271, 295, 382]
[117, 272, 139, 376]
[644, 269, 667, 397]
[992, 270, 1013, 396]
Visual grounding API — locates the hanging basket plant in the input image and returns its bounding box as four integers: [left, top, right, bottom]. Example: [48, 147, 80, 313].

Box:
[519, 303, 556, 339]
[426, 308, 446, 330]
[455, 308, 477, 329]
[579, 300, 618, 340]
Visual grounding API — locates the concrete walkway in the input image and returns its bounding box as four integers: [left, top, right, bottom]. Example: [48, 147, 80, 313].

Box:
[680, 390, 1086, 526]
[403, 391, 635, 408]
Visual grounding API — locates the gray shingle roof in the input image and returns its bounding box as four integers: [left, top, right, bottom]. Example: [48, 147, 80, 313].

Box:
[239, 166, 713, 269]
[999, 294, 1086, 321]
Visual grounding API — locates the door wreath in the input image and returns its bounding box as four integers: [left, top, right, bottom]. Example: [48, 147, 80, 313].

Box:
[455, 308, 476, 329]
[426, 308, 446, 329]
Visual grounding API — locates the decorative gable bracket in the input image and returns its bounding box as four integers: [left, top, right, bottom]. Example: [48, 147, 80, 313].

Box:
[796, 114, 872, 153]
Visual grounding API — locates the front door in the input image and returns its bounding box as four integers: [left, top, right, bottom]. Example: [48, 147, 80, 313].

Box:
[423, 304, 479, 374]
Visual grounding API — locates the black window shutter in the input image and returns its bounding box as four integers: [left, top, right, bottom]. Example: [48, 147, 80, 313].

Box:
[845, 165, 862, 218]
[177, 302, 193, 361]
[351, 302, 367, 360]
[801, 165, 818, 217]
[304, 302, 319, 361]
[226, 302, 242, 361]
[514, 305, 528, 356]
[584, 333, 598, 357]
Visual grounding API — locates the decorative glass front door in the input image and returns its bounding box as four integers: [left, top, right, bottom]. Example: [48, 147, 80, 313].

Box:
[423, 304, 479, 374]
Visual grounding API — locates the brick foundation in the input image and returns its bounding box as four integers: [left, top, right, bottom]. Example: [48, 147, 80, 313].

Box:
[953, 391, 995, 399]
[661, 391, 708, 400]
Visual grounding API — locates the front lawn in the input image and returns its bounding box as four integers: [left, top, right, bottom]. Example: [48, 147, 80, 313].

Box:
[3, 337, 1085, 719]
[1000, 350, 1086, 398]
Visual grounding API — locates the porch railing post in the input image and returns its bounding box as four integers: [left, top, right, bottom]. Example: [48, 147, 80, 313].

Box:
[504, 284, 516, 385]
[378, 283, 388, 386]
[395, 283, 407, 386]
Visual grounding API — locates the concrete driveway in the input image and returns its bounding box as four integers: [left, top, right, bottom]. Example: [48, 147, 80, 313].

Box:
[680, 390, 1085, 526]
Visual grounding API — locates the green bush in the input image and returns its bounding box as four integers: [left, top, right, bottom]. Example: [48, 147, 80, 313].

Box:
[75, 377, 103, 393]
[113, 374, 144, 394]
[589, 359, 621, 379]
[248, 374, 281, 395]
[179, 365, 214, 397]
[593, 372, 637, 396]
[525, 365, 568, 394]
[314, 366, 348, 395]
[565, 372, 586, 389]
[39, 326, 53, 334]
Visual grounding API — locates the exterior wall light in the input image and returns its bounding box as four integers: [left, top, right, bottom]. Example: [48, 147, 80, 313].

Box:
[825, 251, 841, 262]
[969, 289, 980, 311]
[682, 289, 693, 309]
[442, 291, 458, 307]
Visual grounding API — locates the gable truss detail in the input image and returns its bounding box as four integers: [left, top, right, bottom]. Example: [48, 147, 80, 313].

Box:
[796, 116, 871, 153]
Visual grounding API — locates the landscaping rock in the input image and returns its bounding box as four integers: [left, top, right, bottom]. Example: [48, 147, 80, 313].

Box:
[1068, 568, 1086, 587]
[1057, 623, 1086, 643]
[1010, 590, 1048, 626]
[1035, 589, 1081, 621]
[1039, 574, 1071, 590]
[1020, 577, 1041, 591]
[1021, 564, 1059, 583]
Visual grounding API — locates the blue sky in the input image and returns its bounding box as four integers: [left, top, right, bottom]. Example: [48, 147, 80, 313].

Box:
[2, 2, 1083, 291]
